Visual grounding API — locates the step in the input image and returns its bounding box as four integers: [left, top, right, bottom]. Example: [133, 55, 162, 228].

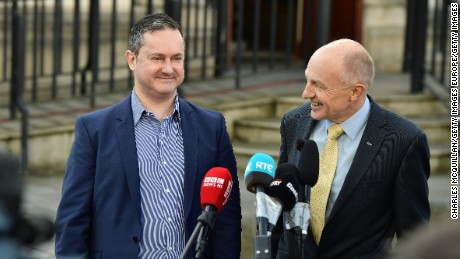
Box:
[234, 118, 281, 145]
[375, 94, 449, 117]
[214, 97, 275, 139]
[411, 116, 450, 145]
[233, 141, 449, 175]
[234, 115, 450, 147]
[429, 144, 450, 174]
[273, 94, 449, 119]
[233, 143, 279, 175]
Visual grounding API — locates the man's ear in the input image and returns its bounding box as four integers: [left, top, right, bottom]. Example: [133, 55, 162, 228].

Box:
[125, 50, 136, 71]
[350, 83, 366, 101]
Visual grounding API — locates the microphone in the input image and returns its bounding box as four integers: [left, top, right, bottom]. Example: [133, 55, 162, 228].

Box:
[281, 140, 318, 259]
[297, 140, 319, 202]
[244, 153, 275, 193]
[268, 164, 300, 211]
[244, 153, 275, 259]
[244, 153, 275, 236]
[288, 139, 318, 234]
[180, 167, 233, 259]
[265, 164, 300, 233]
[200, 167, 233, 213]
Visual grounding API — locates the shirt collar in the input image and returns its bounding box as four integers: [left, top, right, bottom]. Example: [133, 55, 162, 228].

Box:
[325, 96, 370, 141]
[131, 90, 181, 125]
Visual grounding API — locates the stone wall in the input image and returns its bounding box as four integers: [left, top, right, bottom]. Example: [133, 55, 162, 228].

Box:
[362, 0, 407, 72]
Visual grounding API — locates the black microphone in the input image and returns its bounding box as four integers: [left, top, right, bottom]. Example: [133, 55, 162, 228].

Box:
[285, 139, 318, 259]
[265, 165, 300, 233]
[297, 140, 319, 203]
[268, 163, 300, 212]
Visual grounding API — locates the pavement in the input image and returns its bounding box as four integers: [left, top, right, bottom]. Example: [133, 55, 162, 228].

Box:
[3, 68, 453, 258]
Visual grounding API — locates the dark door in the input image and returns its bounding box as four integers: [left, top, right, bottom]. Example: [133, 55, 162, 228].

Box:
[299, 0, 363, 60]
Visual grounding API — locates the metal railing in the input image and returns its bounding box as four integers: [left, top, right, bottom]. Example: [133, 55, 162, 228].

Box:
[1, 0, 307, 106]
[405, 0, 455, 108]
[10, 1, 28, 173]
[3, 0, 449, 171]
[1, 0, 308, 171]
[4, 0, 450, 172]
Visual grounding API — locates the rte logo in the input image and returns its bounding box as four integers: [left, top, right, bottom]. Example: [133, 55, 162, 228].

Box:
[255, 161, 273, 173]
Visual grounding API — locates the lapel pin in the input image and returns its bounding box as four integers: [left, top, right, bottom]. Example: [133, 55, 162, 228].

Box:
[366, 142, 372, 146]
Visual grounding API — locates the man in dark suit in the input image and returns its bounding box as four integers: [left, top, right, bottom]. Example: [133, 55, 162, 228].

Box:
[55, 13, 241, 259]
[275, 39, 430, 258]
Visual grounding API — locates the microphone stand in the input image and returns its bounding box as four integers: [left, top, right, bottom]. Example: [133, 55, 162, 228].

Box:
[299, 185, 307, 259]
[256, 185, 268, 236]
[195, 207, 216, 259]
[300, 185, 314, 259]
[180, 207, 217, 259]
[254, 186, 271, 259]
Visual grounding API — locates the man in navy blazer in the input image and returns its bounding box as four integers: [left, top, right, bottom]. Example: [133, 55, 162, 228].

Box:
[274, 39, 430, 258]
[55, 13, 241, 258]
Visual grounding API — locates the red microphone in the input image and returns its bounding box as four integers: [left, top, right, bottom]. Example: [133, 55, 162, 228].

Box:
[181, 167, 233, 259]
[200, 167, 233, 213]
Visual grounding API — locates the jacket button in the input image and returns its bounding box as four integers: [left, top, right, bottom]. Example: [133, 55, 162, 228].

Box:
[132, 236, 139, 244]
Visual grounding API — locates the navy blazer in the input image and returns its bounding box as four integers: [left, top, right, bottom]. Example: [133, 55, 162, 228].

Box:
[55, 94, 241, 259]
[275, 96, 430, 259]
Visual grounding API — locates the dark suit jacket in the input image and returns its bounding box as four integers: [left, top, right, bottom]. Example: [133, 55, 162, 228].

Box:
[55, 95, 241, 259]
[275, 96, 430, 259]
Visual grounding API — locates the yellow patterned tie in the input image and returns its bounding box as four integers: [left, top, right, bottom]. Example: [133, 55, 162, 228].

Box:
[310, 124, 344, 245]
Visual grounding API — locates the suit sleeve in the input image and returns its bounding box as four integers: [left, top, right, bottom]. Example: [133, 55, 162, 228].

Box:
[209, 113, 242, 259]
[278, 114, 288, 165]
[394, 131, 430, 238]
[55, 117, 96, 258]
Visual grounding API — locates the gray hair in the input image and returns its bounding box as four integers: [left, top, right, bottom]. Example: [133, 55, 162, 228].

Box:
[341, 48, 375, 89]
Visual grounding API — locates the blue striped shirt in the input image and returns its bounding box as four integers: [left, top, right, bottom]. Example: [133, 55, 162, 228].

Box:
[131, 91, 186, 259]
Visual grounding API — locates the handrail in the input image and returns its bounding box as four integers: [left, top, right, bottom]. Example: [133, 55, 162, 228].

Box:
[405, 0, 454, 108]
[407, 0, 428, 94]
[10, 0, 28, 173]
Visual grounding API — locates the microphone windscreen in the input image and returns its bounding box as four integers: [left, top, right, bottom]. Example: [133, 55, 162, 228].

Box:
[244, 153, 275, 193]
[275, 162, 300, 180]
[298, 140, 319, 187]
[200, 167, 233, 213]
[266, 173, 299, 211]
